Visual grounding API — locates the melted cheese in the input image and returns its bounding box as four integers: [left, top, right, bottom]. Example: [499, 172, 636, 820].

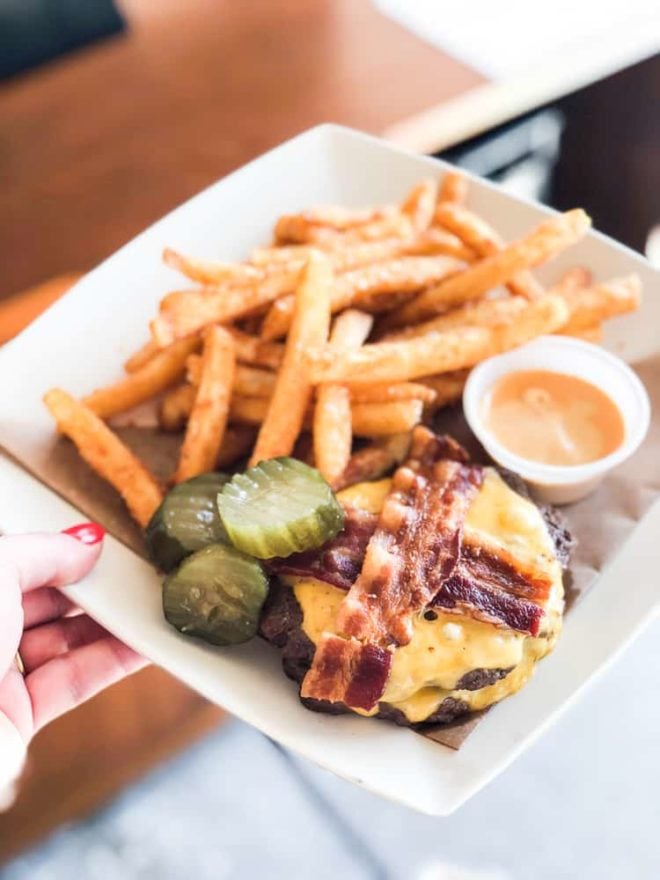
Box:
[290, 469, 564, 723]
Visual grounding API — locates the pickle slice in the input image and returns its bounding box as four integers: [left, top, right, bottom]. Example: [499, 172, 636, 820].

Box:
[217, 457, 345, 559]
[146, 472, 229, 572]
[163, 543, 268, 646]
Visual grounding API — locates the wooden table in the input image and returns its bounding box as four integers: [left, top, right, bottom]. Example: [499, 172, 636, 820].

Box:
[0, 0, 485, 299]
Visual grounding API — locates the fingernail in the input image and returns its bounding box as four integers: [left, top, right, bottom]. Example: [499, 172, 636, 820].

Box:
[61, 522, 106, 545]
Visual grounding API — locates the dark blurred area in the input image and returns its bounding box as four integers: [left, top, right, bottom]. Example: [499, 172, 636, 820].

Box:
[0, 0, 124, 79]
[440, 56, 660, 255]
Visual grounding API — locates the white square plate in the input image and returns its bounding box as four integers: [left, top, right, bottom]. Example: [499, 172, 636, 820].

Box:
[1, 125, 658, 815]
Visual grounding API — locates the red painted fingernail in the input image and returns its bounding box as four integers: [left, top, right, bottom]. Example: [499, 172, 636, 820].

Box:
[61, 522, 105, 545]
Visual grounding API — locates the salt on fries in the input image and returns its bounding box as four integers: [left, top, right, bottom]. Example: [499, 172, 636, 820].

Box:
[44, 169, 642, 528]
[44, 389, 163, 527]
[175, 326, 235, 482]
[250, 251, 332, 465]
[314, 309, 374, 486]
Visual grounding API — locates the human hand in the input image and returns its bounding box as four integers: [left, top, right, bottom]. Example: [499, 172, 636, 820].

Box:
[0, 525, 147, 744]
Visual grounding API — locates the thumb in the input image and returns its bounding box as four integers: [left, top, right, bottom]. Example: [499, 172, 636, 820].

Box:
[0, 526, 105, 594]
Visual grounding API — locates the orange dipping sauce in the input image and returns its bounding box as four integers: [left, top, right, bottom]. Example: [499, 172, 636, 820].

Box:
[483, 370, 625, 467]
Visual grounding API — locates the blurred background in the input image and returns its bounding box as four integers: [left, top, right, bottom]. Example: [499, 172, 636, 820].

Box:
[0, 2, 658, 878]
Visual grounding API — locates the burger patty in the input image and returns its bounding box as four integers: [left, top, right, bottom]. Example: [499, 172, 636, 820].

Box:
[259, 490, 572, 729]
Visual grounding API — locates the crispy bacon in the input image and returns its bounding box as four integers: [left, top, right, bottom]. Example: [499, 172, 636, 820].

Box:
[433, 571, 544, 636]
[337, 457, 482, 646]
[268, 505, 377, 591]
[300, 634, 392, 711]
[302, 427, 481, 710]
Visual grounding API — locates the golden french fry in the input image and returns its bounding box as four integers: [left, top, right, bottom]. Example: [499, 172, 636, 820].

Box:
[419, 371, 470, 409]
[44, 389, 163, 527]
[401, 179, 437, 232]
[216, 425, 257, 468]
[346, 381, 437, 404]
[260, 255, 463, 341]
[334, 434, 411, 490]
[437, 170, 468, 206]
[385, 209, 591, 328]
[160, 382, 196, 431]
[313, 310, 373, 485]
[187, 354, 275, 398]
[274, 208, 410, 244]
[382, 295, 529, 341]
[351, 399, 424, 436]
[233, 365, 277, 398]
[226, 328, 284, 369]
[311, 294, 569, 384]
[163, 248, 262, 285]
[152, 267, 301, 346]
[556, 274, 641, 334]
[250, 253, 333, 464]
[552, 266, 593, 294]
[84, 336, 200, 419]
[402, 228, 474, 262]
[230, 395, 270, 425]
[124, 338, 160, 373]
[175, 326, 235, 482]
[434, 203, 544, 300]
[314, 385, 352, 482]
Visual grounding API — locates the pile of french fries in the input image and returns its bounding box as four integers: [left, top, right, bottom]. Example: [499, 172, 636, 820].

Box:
[44, 171, 642, 529]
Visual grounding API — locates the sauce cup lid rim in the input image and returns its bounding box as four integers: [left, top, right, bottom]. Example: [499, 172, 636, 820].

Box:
[463, 336, 651, 484]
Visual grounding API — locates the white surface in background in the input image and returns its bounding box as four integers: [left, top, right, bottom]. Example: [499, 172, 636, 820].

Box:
[374, 0, 660, 80]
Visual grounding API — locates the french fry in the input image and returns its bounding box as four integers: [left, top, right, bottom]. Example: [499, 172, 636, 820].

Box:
[84, 336, 200, 419]
[555, 274, 641, 333]
[187, 354, 275, 397]
[227, 328, 284, 369]
[419, 371, 470, 409]
[216, 425, 257, 468]
[334, 433, 411, 490]
[310, 294, 570, 384]
[346, 381, 437, 404]
[401, 179, 437, 232]
[124, 338, 160, 373]
[163, 248, 262, 285]
[274, 208, 411, 244]
[175, 326, 235, 482]
[230, 395, 270, 425]
[552, 266, 593, 295]
[351, 400, 424, 436]
[313, 310, 374, 485]
[434, 203, 544, 300]
[160, 382, 196, 431]
[253, 232, 471, 272]
[385, 209, 591, 328]
[313, 385, 351, 482]
[382, 295, 529, 341]
[152, 267, 301, 346]
[260, 255, 463, 341]
[44, 389, 163, 527]
[437, 170, 468, 206]
[250, 252, 333, 464]
[402, 228, 474, 262]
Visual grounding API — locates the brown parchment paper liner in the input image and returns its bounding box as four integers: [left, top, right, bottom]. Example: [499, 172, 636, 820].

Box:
[16, 355, 660, 749]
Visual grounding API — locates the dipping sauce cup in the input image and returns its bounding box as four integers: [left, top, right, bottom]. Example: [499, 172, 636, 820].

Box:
[463, 335, 651, 504]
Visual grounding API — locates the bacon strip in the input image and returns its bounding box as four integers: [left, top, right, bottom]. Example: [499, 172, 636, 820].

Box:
[433, 568, 544, 637]
[459, 542, 553, 605]
[268, 505, 378, 591]
[302, 427, 481, 710]
[301, 634, 392, 711]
